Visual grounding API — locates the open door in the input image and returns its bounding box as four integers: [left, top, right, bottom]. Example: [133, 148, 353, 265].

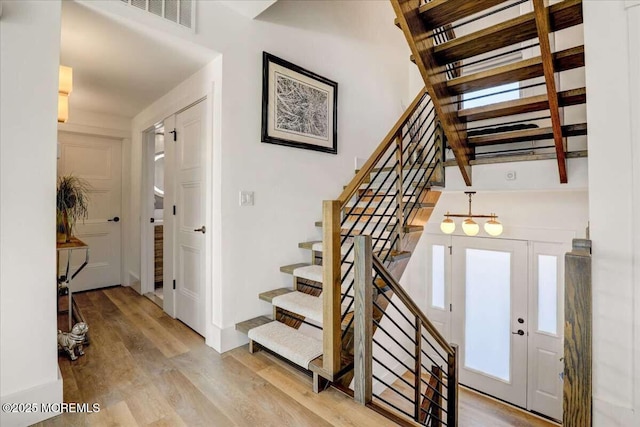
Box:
[164, 100, 207, 336]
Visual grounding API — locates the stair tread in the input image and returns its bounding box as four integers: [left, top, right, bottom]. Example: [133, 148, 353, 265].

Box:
[273, 291, 353, 324]
[280, 263, 311, 275]
[272, 291, 325, 323]
[259, 288, 294, 303]
[248, 321, 322, 369]
[236, 316, 272, 335]
[433, 0, 583, 64]
[298, 241, 321, 250]
[308, 241, 391, 253]
[386, 224, 424, 233]
[417, 0, 509, 30]
[468, 123, 587, 146]
[459, 88, 587, 122]
[377, 250, 412, 262]
[293, 264, 352, 283]
[447, 45, 585, 95]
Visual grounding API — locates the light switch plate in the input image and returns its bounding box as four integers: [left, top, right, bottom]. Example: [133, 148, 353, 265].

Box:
[239, 191, 254, 206]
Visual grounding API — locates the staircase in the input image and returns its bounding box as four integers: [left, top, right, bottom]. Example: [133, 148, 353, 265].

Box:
[237, 86, 457, 425]
[393, 0, 587, 184]
[236, 1, 587, 425]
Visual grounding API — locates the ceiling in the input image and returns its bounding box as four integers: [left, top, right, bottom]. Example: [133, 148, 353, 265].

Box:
[61, 1, 217, 118]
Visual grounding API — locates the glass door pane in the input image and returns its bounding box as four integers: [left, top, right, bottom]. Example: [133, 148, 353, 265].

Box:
[464, 248, 512, 382]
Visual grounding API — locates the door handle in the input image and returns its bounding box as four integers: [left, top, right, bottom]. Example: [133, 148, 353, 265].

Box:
[108, 216, 120, 222]
[194, 226, 206, 234]
[512, 329, 525, 336]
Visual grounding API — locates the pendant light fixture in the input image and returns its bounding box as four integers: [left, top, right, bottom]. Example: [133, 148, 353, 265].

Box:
[440, 191, 503, 237]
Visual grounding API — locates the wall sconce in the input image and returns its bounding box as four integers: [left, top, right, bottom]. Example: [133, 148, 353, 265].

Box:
[58, 65, 73, 123]
[440, 191, 503, 237]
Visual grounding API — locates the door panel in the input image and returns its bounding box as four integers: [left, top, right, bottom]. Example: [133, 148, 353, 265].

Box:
[464, 248, 513, 382]
[451, 237, 528, 408]
[57, 132, 122, 291]
[425, 234, 452, 341]
[173, 101, 206, 336]
[527, 242, 566, 421]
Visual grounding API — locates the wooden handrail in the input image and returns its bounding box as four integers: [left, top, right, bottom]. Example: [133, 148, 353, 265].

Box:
[337, 87, 428, 206]
[372, 254, 454, 356]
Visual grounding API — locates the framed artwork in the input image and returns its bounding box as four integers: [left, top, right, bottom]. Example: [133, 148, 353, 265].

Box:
[261, 52, 338, 154]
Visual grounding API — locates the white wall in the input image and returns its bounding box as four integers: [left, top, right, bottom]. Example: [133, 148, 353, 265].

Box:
[91, 0, 411, 352]
[203, 0, 410, 351]
[0, 1, 64, 425]
[583, 1, 640, 426]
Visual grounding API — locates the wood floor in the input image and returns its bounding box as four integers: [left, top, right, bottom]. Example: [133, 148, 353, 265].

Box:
[38, 287, 557, 426]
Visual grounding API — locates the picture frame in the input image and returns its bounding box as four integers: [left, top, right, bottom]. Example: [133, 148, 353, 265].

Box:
[261, 52, 338, 154]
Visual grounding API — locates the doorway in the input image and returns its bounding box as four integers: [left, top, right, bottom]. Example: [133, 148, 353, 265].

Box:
[57, 131, 123, 291]
[425, 234, 565, 421]
[143, 125, 166, 306]
[142, 99, 207, 336]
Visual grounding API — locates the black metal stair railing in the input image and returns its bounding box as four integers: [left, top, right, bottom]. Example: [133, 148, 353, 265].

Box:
[335, 90, 444, 341]
[352, 235, 458, 427]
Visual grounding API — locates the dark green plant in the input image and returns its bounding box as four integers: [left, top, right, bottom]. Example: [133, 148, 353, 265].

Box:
[57, 175, 90, 226]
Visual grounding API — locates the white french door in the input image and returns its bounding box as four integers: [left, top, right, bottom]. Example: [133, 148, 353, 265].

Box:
[451, 236, 529, 408]
[425, 234, 565, 421]
[57, 132, 122, 291]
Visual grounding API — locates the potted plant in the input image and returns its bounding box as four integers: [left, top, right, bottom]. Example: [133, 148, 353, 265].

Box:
[56, 175, 90, 243]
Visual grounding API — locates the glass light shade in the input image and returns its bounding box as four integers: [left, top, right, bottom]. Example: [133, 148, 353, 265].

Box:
[484, 218, 503, 236]
[440, 218, 455, 234]
[59, 65, 73, 94]
[462, 218, 479, 236]
[58, 93, 69, 123]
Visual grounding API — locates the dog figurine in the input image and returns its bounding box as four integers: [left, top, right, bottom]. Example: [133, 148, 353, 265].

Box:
[58, 322, 88, 361]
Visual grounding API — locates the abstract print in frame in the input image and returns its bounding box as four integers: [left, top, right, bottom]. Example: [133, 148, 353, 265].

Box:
[261, 52, 338, 154]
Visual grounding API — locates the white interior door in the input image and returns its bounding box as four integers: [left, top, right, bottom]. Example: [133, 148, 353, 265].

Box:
[172, 101, 206, 336]
[57, 132, 122, 292]
[527, 242, 565, 421]
[451, 236, 528, 408]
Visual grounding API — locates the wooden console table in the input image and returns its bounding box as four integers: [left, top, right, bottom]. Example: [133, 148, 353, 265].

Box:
[57, 237, 89, 333]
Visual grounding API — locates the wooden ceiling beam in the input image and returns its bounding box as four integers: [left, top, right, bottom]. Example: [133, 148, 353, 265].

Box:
[533, 0, 567, 183]
[391, 0, 472, 186]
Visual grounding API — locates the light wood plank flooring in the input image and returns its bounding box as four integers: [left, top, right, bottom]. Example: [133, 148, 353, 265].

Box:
[38, 287, 557, 426]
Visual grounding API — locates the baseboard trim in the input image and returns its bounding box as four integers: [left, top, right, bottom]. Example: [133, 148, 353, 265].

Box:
[206, 324, 249, 354]
[0, 369, 63, 427]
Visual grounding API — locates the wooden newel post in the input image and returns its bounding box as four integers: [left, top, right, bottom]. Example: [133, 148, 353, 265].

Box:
[564, 239, 592, 427]
[353, 235, 373, 405]
[447, 343, 459, 427]
[322, 200, 342, 375]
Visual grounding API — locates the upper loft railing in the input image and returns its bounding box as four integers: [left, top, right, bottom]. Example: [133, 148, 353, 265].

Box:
[353, 235, 458, 426]
[319, 87, 445, 376]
